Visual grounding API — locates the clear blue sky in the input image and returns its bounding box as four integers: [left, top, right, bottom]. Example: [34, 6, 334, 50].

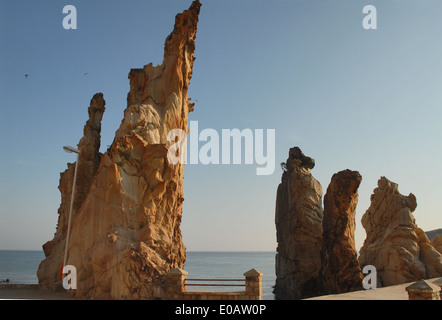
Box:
[1, 0, 441, 251]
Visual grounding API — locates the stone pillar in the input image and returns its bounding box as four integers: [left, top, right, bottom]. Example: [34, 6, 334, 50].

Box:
[405, 279, 441, 300]
[244, 269, 263, 300]
[165, 268, 188, 299]
[433, 278, 442, 298]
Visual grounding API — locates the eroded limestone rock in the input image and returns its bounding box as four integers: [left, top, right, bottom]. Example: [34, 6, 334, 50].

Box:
[274, 147, 323, 300]
[38, 93, 105, 285]
[37, 0, 202, 299]
[319, 169, 364, 295]
[359, 176, 442, 286]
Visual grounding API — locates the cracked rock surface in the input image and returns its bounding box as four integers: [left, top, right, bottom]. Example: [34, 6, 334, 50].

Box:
[359, 176, 442, 286]
[274, 147, 323, 300]
[37, 1, 201, 299]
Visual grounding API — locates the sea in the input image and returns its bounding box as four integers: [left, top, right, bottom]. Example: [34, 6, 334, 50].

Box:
[0, 250, 276, 300]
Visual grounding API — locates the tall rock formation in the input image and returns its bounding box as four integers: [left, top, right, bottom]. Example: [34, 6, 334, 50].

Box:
[274, 147, 323, 300]
[38, 93, 106, 277]
[37, 0, 202, 299]
[359, 177, 442, 287]
[319, 169, 364, 295]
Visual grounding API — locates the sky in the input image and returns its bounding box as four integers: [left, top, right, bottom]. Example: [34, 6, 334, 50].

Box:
[0, 0, 441, 251]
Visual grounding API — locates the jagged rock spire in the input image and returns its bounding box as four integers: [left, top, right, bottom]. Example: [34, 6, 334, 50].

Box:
[38, 1, 202, 299]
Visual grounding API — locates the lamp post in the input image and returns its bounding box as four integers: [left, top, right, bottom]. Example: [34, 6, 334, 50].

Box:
[62, 145, 80, 273]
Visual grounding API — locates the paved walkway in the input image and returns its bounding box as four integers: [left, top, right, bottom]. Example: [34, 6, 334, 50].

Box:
[307, 278, 441, 300]
[0, 284, 74, 300]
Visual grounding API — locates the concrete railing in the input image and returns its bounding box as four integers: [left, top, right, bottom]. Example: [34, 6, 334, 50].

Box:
[164, 268, 263, 300]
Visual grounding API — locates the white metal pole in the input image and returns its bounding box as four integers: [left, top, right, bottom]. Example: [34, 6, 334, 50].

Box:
[62, 152, 79, 270]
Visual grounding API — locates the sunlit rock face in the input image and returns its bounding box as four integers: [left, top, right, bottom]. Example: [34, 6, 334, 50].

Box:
[37, 1, 202, 299]
[359, 176, 442, 287]
[274, 147, 323, 300]
[38, 93, 106, 293]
